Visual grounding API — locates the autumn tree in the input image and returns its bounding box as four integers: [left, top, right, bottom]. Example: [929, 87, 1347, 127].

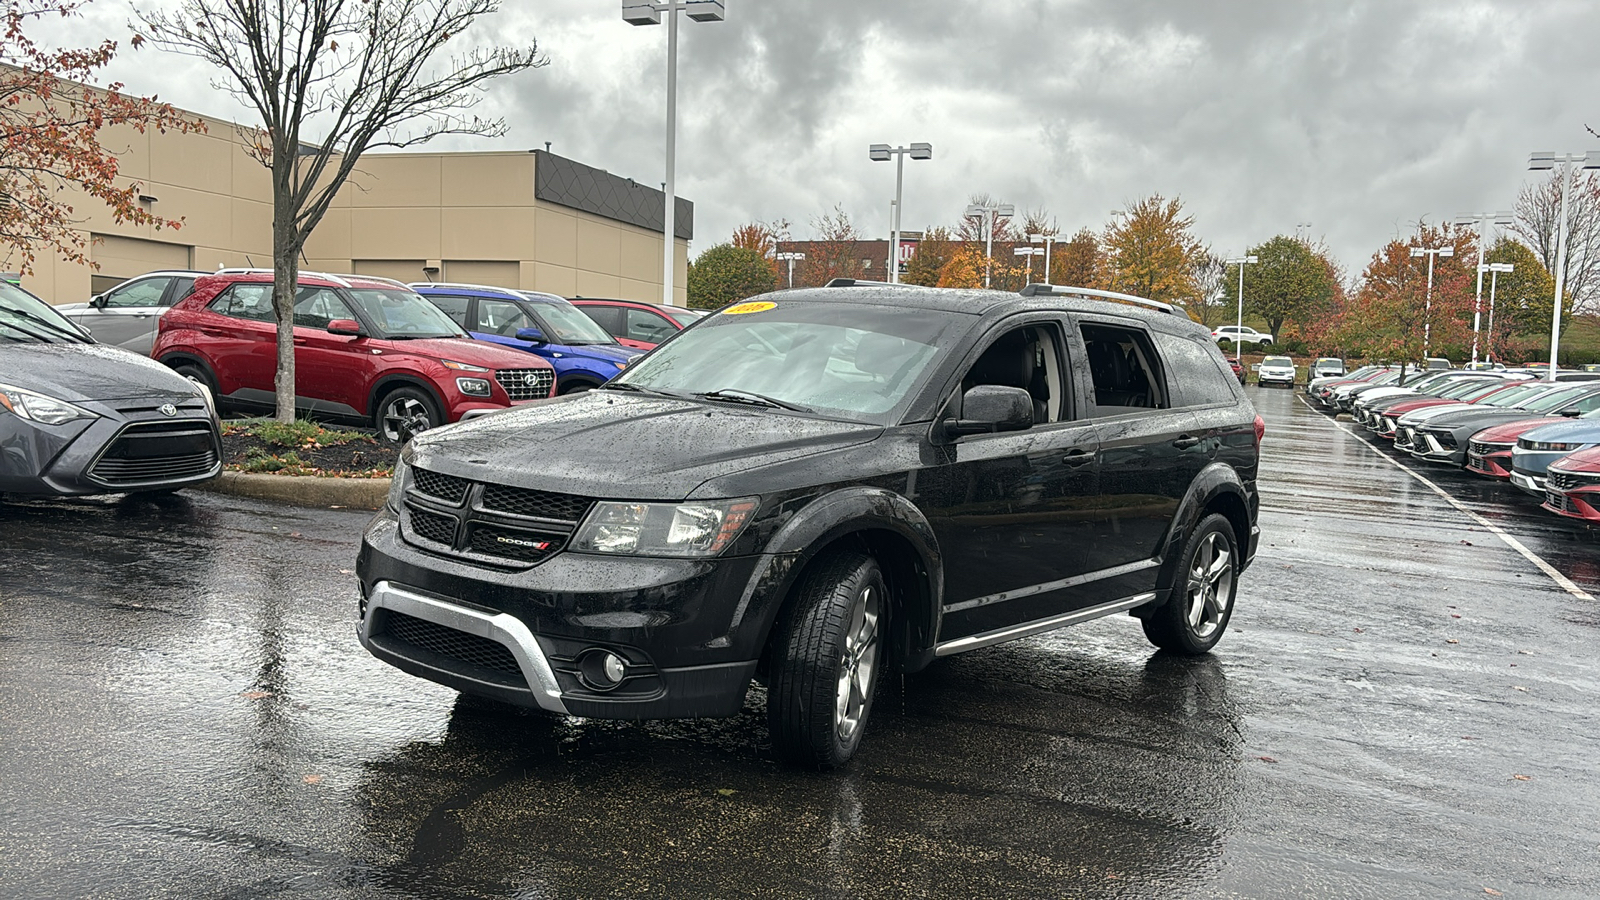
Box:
[1229, 235, 1338, 340]
[1187, 251, 1229, 328]
[137, 0, 545, 423]
[1515, 170, 1600, 313]
[957, 194, 1018, 288]
[730, 218, 789, 277]
[1481, 238, 1560, 362]
[1052, 228, 1100, 289]
[797, 205, 864, 286]
[0, 1, 202, 276]
[686, 243, 777, 310]
[1100, 195, 1202, 304]
[902, 226, 952, 287]
[1346, 225, 1476, 377]
[936, 243, 986, 289]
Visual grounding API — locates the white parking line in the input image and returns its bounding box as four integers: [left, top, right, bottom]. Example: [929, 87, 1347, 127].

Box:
[1297, 395, 1595, 602]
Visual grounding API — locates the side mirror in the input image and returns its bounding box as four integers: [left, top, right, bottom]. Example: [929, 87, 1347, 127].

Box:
[941, 385, 1034, 438]
[515, 327, 548, 345]
[327, 319, 364, 337]
[1560, 408, 1582, 418]
[90, 294, 107, 309]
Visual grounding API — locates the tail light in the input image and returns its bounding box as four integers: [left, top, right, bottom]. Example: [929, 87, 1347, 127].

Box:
[1253, 414, 1266, 447]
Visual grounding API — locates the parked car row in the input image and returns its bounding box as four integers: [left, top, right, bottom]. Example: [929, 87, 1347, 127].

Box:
[1307, 363, 1600, 524]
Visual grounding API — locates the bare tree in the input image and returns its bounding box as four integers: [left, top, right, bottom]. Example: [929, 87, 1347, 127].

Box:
[1188, 250, 1229, 327]
[136, 0, 546, 423]
[798, 205, 865, 286]
[1514, 170, 1600, 314]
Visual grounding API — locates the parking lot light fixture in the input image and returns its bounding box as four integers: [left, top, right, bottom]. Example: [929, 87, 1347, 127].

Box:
[1029, 232, 1056, 283]
[964, 202, 1015, 287]
[776, 251, 804, 289]
[869, 142, 933, 283]
[1224, 254, 1258, 363]
[624, 0, 726, 307]
[1527, 151, 1600, 379]
[1455, 211, 1516, 366]
[1013, 246, 1044, 283]
[1410, 244, 1454, 359]
[1482, 262, 1514, 363]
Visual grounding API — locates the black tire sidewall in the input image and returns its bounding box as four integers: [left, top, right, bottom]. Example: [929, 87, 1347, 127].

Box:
[1146, 513, 1239, 655]
[173, 363, 217, 398]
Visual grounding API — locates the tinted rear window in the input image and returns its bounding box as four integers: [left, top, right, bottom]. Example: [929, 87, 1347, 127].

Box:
[1156, 332, 1240, 406]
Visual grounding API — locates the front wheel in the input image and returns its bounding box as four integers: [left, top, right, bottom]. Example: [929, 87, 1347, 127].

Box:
[1143, 513, 1239, 654]
[375, 386, 441, 444]
[767, 552, 886, 770]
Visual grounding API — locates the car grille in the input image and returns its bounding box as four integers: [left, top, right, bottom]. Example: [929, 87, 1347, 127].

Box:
[1547, 470, 1599, 491]
[1469, 441, 1501, 457]
[1420, 430, 1457, 450]
[496, 368, 554, 401]
[401, 469, 592, 567]
[1547, 489, 1571, 513]
[383, 612, 522, 678]
[89, 420, 218, 486]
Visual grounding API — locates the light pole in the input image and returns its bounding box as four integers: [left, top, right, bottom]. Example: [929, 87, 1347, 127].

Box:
[1454, 211, 1515, 366]
[964, 202, 1014, 287]
[624, 0, 726, 307]
[1225, 254, 1258, 363]
[869, 142, 932, 284]
[776, 251, 804, 289]
[1409, 244, 1454, 359]
[1528, 151, 1600, 379]
[1014, 246, 1044, 284]
[1481, 262, 1513, 365]
[1029, 232, 1056, 283]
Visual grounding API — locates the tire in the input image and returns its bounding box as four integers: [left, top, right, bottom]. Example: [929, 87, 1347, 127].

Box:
[375, 386, 442, 444]
[557, 380, 596, 396]
[767, 551, 887, 770]
[172, 363, 217, 400]
[1143, 513, 1239, 655]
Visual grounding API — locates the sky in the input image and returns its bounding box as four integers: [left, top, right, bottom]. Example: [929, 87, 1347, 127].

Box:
[32, 0, 1600, 278]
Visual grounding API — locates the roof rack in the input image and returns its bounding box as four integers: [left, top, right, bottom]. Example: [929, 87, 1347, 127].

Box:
[1018, 283, 1177, 315]
[407, 281, 524, 296]
[216, 267, 352, 287]
[823, 278, 938, 289]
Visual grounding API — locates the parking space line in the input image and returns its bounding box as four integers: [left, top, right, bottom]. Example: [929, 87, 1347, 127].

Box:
[1297, 395, 1595, 603]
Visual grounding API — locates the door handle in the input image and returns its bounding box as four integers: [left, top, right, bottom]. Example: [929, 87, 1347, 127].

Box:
[1173, 434, 1201, 450]
[293, 338, 308, 345]
[1062, 449, 1094, 466]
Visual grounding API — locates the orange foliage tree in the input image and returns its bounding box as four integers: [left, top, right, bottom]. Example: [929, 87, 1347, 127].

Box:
[1100, 195, 1203, 304]
[0, 1, 202, 275]
[1340, 225, 1476, 370]
[730, 218, 789, 277]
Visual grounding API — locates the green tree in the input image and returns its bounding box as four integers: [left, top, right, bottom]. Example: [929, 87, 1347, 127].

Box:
[1229, 235, 1338, 340]
[1482, 238, 1561, 362]
[1053, 228, 1100, 288]
[903, 226, 952, 286]
[1101, 195, 1202, 303]
[686, 244, 778, 310]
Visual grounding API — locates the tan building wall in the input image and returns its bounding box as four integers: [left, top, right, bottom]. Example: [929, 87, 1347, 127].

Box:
[16, 107, 690, 307]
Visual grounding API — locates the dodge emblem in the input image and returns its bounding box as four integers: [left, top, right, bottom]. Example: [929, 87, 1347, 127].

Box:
[158, 403, 178, 417]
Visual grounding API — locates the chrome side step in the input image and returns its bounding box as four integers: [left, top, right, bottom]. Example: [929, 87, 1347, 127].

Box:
[933, 592, 1157, 658]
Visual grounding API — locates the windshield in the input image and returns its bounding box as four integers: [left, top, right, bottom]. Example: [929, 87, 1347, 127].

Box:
[518, 293, 617, 344]
[1455, 382, 1511, 401]
[345, 289, 465, 339]
[1480, 384, 1541, 407]
[0, 282, 91, 344]
[1523, 386, 1591, 412]
[1263, 356, 1292, 366]
[1316, 358, 1342, 366]
[609, 301, 962, 423]
[1434, 379, 1493, 399]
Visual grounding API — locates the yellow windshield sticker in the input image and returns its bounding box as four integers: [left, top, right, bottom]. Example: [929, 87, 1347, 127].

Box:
[723, 301, 776, 315]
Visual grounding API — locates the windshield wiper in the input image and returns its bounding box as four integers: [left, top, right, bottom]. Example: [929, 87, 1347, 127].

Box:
[0, 308, 90, 343]
[601, 382, 686, 399]
[696, 388, 811, 412]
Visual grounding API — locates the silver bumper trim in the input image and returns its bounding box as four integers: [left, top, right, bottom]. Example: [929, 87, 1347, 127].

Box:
[360, 580, 568, 714]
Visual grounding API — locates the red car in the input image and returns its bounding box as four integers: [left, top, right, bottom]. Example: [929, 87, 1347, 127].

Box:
[1542, 446, 1600, 522]
[570, 298, 706, 350]
[152, 270, 555, 441]
[1465, 418, 1560, 479]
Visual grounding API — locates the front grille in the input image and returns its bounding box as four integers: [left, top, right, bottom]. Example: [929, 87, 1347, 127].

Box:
[384, 612, 522, 678]
[412, 468, 469, 505]
[496, 368, 555, 401]
[481, 483, 592, 521]
[1547, 490, 1570, 513]
[406, 505, 458, 545]
[1421, 430, 1457, 450]
[1469, 441, 1499, 457]
[1547, 470, 1597, 491]
[90, 421, 218, 485]
[468, 524, 560, 564]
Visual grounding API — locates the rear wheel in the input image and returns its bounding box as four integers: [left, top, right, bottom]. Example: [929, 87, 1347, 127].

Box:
[557, 380, 597, 396]
[172, 363, 216, 400]
[767, 551, 886, 770]
[375, 386, 441, 444]
[1143, 513, 1238, 655]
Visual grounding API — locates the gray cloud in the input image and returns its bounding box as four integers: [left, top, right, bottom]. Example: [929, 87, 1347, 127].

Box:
[37, 0, 1600, 276]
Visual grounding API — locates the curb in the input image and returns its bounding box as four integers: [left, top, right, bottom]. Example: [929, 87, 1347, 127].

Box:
[194, 471, 390, 510]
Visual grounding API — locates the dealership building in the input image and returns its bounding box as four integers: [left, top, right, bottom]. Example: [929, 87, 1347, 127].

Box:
[16, 103, 693, 306]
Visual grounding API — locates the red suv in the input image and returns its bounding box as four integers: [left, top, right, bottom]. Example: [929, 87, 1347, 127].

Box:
[570, 298, 705, 350]
[152, 270, 555, 440]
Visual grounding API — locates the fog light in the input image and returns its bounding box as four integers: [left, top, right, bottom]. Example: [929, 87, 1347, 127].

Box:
[578, 649, 628, 690]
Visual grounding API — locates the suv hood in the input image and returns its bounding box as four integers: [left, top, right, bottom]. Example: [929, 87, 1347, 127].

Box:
[387, 336, 553, 371]
[0, 343, 201, 402]
[410, 391, 883, 500]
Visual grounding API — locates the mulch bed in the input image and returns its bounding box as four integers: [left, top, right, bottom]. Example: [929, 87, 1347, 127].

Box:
[220, 420, 398, 477]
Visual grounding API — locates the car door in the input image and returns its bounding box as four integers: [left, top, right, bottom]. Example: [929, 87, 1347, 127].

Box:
[74, 276, 172, 354]
[291, 287, 369, 418]
[475, 297, 544, 356]
[625, 308, 677, 346]
[1074, 318, 1198, 585]
[914, 317, 1103, 644]
[202, 283, 280, 406]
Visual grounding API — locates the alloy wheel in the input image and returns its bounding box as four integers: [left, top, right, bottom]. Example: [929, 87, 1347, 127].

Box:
[382, 397, 433, 443]
[834, 584, 881, 744]
[1185, 532, 1234, 640]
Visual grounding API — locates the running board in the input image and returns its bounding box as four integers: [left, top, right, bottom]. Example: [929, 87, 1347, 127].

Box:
[932, 592, 1158, 658]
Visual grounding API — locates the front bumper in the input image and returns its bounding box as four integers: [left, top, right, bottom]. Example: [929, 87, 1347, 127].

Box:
[1510, 469, 1547, 495]
[1407, 431, 1464, 466]
[1465, 446, 1513, 479]
[0, 404, 219, 497]
[356, 508, 771, 719]
[1543, 483, 1600, 522]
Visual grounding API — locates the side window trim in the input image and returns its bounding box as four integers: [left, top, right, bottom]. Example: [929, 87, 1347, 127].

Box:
[1074, 315, 1172, 417]
[933, 313, 1079, 438]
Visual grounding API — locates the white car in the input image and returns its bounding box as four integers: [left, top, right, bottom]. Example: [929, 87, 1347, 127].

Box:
[1256, 355, 1297, 387]
[1212, 325, 1273, 347]
[55, 270, 205, 356]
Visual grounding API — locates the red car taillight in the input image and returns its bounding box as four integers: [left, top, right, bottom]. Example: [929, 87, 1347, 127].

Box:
[1253, 414, 1266, 447]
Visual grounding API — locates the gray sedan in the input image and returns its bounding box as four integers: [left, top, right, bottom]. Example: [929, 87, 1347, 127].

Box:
[55, 270, 205, 356]
[1, 281, 221, 497]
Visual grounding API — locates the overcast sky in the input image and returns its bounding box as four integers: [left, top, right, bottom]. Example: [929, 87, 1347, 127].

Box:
[37, 0, 1600, 276]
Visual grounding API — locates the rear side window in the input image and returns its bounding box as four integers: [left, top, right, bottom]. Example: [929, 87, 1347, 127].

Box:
[426, 294, 473, 329]
[1080, 322, 1169, 414]
[580, 304, 624, 335]
[1156, 332, 1239, 406]
[626, 308, 675, 343]
[207, 284, 275, 322]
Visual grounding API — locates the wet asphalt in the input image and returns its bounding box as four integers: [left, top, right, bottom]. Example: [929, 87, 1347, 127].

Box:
[3, 386, 1599, 899]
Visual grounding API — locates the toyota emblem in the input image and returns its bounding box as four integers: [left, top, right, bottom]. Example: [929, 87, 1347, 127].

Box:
[158, 403, 178, 417]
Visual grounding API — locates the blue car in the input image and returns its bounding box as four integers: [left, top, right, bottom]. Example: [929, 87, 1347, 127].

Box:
[412, 283, 644, 394]
[1508, 411, 1600, 495]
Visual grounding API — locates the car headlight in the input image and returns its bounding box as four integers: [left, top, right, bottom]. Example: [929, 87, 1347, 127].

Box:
[441, 359, 490, 372]
[1526, 440, 1582, 452]
[0, 383, 96, 426]
[456, 377, 492, 397]
[386, 447, 413, 512]
[571, 497, 759, 557]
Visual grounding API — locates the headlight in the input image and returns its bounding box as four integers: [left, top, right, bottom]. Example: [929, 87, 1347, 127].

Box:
[441, 359, 489, 372]
[456, 377, 492, 397]
[1525, 440, 1581, 452]
[0, 383, 96, 426]
[386, 447, 413, 512]
[571, 497, 759, 557]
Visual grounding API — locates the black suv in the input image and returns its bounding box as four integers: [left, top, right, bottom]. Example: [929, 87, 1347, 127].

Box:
[356, 284, 1262, 768]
